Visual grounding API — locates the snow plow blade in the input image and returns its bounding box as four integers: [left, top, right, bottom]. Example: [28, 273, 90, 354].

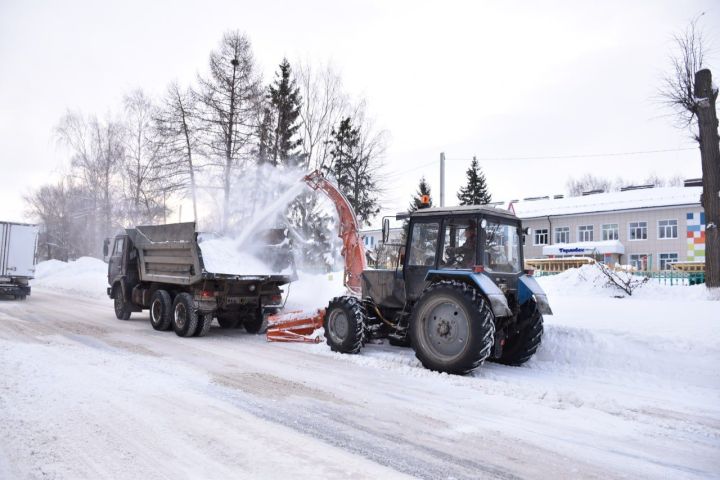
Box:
[266, 309, 325, 343]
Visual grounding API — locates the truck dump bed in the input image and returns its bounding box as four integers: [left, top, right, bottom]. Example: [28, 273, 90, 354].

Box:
[127, 222, 290, 286]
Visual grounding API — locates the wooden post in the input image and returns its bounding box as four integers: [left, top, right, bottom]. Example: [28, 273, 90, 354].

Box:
[694, 69, 720, 288]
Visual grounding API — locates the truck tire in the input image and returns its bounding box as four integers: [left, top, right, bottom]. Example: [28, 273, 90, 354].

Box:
[113, 285, 132, 320]
[172, 293, 198, 337]
[323, 296, 365, 354]
[194, 313, 213, 337]
[149, 290, 173, 331]
[494, 302, 543, 366]
[242, 308, 266, 334]
[217, 313, 239, 329]
[410, 280, 494, 375]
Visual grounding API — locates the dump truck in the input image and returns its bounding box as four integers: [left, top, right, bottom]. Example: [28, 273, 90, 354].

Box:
[105, 222, 292, 337]
[0, 221, 39, 300]
[268, 172, 552, 375]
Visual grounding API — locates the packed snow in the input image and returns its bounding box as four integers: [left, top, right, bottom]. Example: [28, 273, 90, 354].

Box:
[2, 260, 718, 478]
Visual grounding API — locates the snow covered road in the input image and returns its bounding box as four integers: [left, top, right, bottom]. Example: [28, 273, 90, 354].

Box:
[0, 284, 718, 479]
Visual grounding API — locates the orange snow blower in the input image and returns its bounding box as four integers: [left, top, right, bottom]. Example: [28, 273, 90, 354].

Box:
[266, 170, 366, 343]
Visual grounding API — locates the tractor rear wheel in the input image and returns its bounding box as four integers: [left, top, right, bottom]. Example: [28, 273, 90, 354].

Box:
[323, 296, 365, 354]
[410, 280, 494, 375]
[494, 302, 543, 366]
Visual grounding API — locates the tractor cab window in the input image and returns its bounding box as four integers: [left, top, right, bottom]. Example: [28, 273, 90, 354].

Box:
[483, 221, 521, 273]
[441, 218, 477, 269]
[408, 222, 440, 267]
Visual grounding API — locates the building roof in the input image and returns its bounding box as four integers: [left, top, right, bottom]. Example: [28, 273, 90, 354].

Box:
[512, 187, 702, 219]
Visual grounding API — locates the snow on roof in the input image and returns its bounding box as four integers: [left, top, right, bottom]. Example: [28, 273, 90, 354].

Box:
[513, 187, 702, 219]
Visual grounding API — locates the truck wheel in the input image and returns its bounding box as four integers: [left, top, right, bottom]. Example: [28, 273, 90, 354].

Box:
[494, 302, 543, 366]
[149, 290, 173, 331]
[323, 296, 365, 354]
[194, 313, 213, 337]
[410, 280, 494, 375]
[217, 313, 239, 329]
[242, 308, 266, 334]
[113, 286, 132, 320]
[172, 293, 198, 337]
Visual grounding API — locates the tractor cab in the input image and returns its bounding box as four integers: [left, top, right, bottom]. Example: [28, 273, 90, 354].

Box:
[398, 206, 526, 304]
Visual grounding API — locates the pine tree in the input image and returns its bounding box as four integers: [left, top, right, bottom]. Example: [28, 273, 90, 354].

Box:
[255, 105, 275, 165]
[325, 117, 380, 226]
[457, 156, 491, 205]
[268, 58, 303, 167]
[402, 176, 433, 241]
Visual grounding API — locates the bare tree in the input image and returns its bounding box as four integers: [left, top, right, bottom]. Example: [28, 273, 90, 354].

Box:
[660, 15, 720, 290]
[155, 82, 201, 221]
[197, 31, 262, 231]
[24, 176, 93, 260]
[122, 89, 184, 225]
[56, 111, 125, 255]
[659, 15, 707, 133]
[294, 59, 349, 170]
[566, 173, 612, 196]
[596, 263, 649, 297]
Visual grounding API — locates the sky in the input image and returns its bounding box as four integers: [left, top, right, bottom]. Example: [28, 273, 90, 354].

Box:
[0, 0, 718, 226]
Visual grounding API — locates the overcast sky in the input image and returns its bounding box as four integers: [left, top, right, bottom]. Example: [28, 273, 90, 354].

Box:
[1, 0, 718, 225]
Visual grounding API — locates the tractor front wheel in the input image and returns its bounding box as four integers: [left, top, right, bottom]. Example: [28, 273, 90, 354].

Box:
[323, 296, 365, 354]
[410, 280, 494, 375]
[494, 301, 543, 366]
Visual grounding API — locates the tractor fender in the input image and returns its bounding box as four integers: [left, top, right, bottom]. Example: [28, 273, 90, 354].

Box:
[425, 270, 512, 318]
[518, 274, 553, 315]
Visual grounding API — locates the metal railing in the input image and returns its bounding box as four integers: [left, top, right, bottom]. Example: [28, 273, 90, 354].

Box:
[532, 269, 705, 285]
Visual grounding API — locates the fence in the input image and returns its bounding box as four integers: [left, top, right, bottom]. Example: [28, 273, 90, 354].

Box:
[532, 268, 705, 285]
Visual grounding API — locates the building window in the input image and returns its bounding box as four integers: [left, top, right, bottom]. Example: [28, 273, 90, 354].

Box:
[658, 219, 678, 239]
[659, 253, 678, 270]
[629, 254, 649, 271]
[534, 228, 549, 245]
[601, 224, 619, 241]
[578, 225, 593, 242]
[555, 227, 569, 244]
[628, 221, 647, 241]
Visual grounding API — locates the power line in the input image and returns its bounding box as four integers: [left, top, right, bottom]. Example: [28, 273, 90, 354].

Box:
[445, 146, 696, 162]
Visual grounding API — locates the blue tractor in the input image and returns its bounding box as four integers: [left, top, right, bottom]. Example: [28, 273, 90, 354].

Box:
[323, 205, 552, 375]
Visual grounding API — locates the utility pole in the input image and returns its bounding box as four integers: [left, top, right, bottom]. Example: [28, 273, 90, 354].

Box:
[694, 69, 720, 289]
[440, 152, 445, 207]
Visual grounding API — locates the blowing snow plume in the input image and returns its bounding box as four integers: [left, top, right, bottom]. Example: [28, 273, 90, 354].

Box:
[197, 165, 341, 276]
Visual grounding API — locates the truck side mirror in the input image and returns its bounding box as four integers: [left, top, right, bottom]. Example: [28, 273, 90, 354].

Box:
[103, 238, 110, 257]
[382, 218, 390, 243]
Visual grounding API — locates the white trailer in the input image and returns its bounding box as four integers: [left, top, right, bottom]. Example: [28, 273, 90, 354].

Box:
[0, 221, 39, 299]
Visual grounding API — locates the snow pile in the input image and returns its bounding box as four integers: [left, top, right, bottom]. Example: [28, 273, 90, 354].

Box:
[32, 257, 108, 299]
[198, 235, 283, 276]
[537, 264, 711, 300]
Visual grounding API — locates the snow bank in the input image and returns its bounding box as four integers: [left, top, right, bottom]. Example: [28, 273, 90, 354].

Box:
[536, 264, 711, 300]
[32, 257, 108, 299]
